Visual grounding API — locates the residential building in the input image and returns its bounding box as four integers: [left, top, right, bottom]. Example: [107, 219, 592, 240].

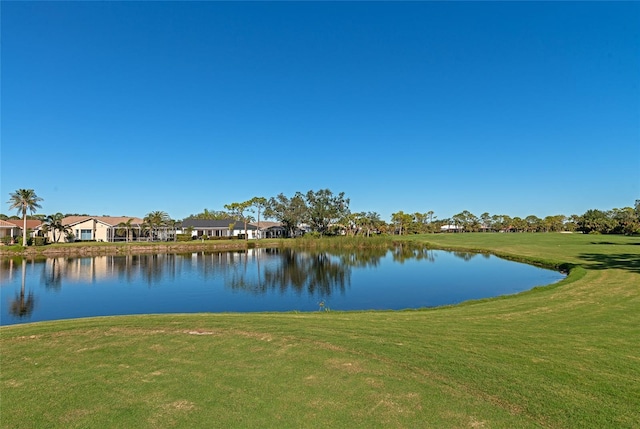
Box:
[0, 219, 43, 243]
[181, 219, 258, 239]
[53, 216, 146, 242]
[250, 221, 286, 239]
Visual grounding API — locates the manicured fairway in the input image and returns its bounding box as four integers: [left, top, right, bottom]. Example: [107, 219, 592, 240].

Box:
[1, 234, 639, 428]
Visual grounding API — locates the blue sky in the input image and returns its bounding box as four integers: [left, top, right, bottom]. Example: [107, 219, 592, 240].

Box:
[2, 1, 639, 222]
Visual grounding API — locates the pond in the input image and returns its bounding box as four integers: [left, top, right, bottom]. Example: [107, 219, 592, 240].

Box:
[0, 245, 565, 325]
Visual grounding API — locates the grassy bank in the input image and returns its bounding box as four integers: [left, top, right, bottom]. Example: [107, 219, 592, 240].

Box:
[1, 233, 639, 428]
[0, 238, 286, 258]
[0, 236, 400, 258]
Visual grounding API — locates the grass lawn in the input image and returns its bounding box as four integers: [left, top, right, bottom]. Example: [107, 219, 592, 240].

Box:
[1, 233, 639, 428]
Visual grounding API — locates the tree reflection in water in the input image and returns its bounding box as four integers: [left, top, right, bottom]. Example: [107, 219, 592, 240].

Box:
[0, 243, 566, 326]
[41, 257, 63, 289]
[10, 245, 442, 306]
[230, 246, 396, 297]
[9, 259, 35, 319]
[392, 242, 438, 263]
[261, 249, 349, 297]
[3, 244, 504, 322]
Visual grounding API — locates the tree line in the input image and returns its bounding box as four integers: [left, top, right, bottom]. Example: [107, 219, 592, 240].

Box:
[5, 188, 640, 248]
[186, 191, 640, 236]
[389, 207, 640, 235]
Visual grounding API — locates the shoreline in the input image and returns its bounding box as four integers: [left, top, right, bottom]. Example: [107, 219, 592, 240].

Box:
[0, 240, 274, 258]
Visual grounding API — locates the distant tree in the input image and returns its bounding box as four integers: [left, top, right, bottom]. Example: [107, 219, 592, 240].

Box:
[340, 212, 360, 236]
[249, 197, 268, 239]
[376, 219, 392, 235]
[611, 207, 640, 235]
[116, 218, 135, 242]
[578, 209, 614, 234]
[565, 215, 581, 232]
[463, 211, 479, 232]
[305, 189, 350, 236]
[391, 211, 413, 235]
[480, 212, 492, 231]
[451, 212, 467, 232]
[363, 212, 383, 236]
[511, 217, 526, 233]
[525, 215, 542, 233]
[144, 211, 170, 241]
[43, 212, 70, 243]
[170, 219, 182, 241]
[491, 215, 503, 231]
[185, 209, 230, 220]
[542, 215, 566, 232]
[264, 192, 308, 237]
[224, 201, 253, 240]
[7, 189, 43, 246]
[450, 211, 479, 232]
[413, 212, 429, 234]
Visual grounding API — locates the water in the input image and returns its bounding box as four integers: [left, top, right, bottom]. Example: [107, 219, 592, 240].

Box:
[0, 246, 565, 325]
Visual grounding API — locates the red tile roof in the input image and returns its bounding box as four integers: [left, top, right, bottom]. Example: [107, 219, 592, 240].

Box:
[3, 219, 42, 229]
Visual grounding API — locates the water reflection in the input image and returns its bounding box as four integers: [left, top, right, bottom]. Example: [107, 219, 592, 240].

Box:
[33, 254, 182, 287]
[1, 246, 565, 325]
[391, 243, 438, 263]
[9, 260, 35, 319]
[259, 249, 349, 296]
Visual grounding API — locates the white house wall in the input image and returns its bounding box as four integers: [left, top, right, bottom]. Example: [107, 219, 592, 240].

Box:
[191, 228, 257, 239]
[67, 219, 110, 242]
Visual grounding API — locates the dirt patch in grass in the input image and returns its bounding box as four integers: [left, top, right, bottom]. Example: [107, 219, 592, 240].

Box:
[60, 408, 94, 425]
[362, 392, 423, 425]
[164, 400, 197, 411]
[4, 379, 23, 388]
[311, 340, 349, 353]
[326, 358, 366, 374]
[147, 399, 197, 427]
[230, 329, 274, 342]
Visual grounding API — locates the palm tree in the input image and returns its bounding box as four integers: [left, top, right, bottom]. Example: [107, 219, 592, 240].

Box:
[43, 212, 69, 243]
[7, 189, 43, 246]
[250, 197, 268, 239]
[144, 211, 169, 241]
[117, 218, 134, 242]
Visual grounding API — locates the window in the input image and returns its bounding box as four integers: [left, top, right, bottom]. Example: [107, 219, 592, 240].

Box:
[80, 229, 92, 240]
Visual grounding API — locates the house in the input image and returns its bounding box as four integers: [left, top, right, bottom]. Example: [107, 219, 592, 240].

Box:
[0, 219, 21, 243]
[440, 224, 464, 233]
[53, 216, 146, 242]
[181, 219, 258, 239]
[0, 219, 44, 243]
[250, 221, 287, 239]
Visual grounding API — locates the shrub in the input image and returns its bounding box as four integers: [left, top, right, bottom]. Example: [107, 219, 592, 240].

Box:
[176, 234, 192, 242]
[32, 236, 47, 246]
[17, 237, 32, 246]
